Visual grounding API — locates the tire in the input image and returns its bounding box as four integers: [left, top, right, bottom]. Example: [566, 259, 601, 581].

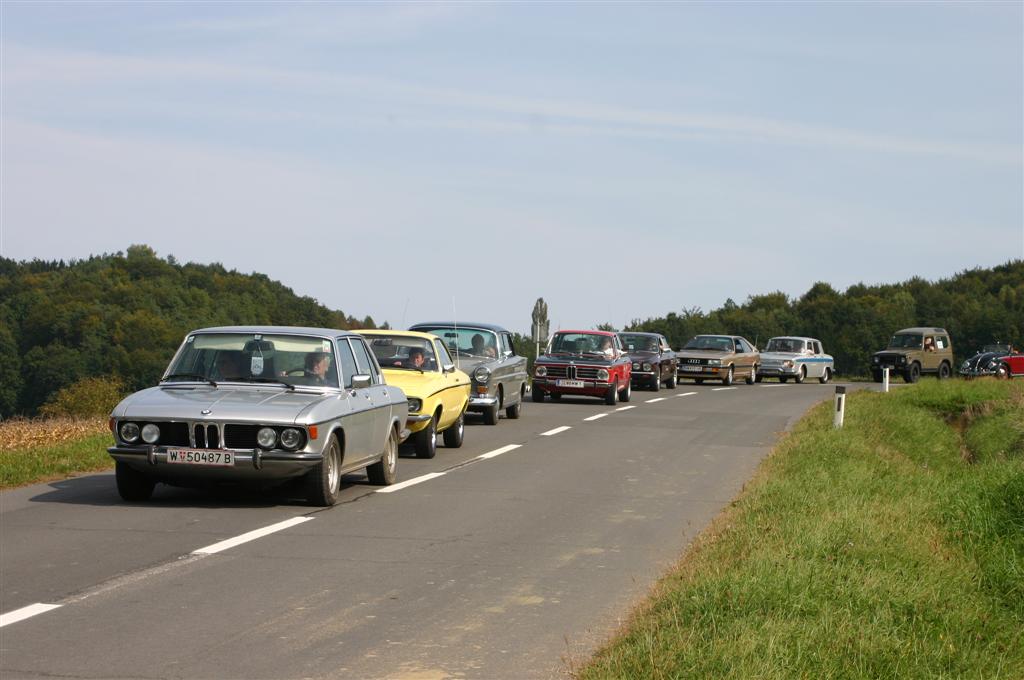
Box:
[905, 363, 921, 383]
[605, 381, 618, 405]
[366, 428, 398, 486]
[995, 363, 1010, 380]
[413, 416, 437, 459]
[755, 374, 763, 383]
[442, 411, 464, 448]
[505, 399, 522, 419]
[532, 387, 545, 403]
[115, 462, 155, 502]
[549, 392, 562, 401]
[722, 366, 734, 386]
[483, 400, 499, 425]
[819, 368, 831, 384]
[794, 365, 806, 384]
[745, 365, 757, 385]
[872, 370, 883, 383]
[305, 435, 342, 506]
[695, 379, 704, 385]
[780, 376, 789, 384]
[938, 362, 951, 380]
[620, 380, 631, 402]
[650, 374, 661, 391]
[666, 373, 677, 389]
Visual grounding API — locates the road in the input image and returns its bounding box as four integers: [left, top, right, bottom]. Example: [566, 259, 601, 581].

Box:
[1, 381, 859, 679]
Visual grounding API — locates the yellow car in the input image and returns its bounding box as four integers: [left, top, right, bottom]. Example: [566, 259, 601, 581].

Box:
[356, 329, 471, 459]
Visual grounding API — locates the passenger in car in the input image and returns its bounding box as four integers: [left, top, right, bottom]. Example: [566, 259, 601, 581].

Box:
[471, 334, 496, 358]
[215, 351, 246, 381]
[304, 351, 331, 385]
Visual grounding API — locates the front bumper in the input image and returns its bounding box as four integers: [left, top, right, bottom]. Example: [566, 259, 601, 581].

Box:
[533, 378, 613, 397]
[758, 365, 800, 377]
[959, 368, 998, 378]
[676, 366, 724, 379]
[406, 413, 432, 432]
[108, 445, 322, 482]
[630, 370, 660, 385]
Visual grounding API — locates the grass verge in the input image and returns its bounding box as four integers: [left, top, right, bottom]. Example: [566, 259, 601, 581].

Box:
[0, 417, 112, 489]
[578, 380, 1023, 679]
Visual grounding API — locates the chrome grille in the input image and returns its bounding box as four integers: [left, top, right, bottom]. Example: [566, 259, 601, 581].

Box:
[546, 365, 569, 378]
[577, 367, 600, 380]
[192, 423, 221, 449]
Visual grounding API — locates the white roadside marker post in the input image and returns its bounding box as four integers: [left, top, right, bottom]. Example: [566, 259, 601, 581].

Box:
[834, 386, 846, 429]
[882, 367, 889, 393]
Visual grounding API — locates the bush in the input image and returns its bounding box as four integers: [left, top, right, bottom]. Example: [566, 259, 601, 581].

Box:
[38, 376, 127, 418]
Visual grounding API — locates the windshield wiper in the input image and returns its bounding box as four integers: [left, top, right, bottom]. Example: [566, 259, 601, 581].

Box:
[162, 373, 217, 386]
[246, 377, 296, 391]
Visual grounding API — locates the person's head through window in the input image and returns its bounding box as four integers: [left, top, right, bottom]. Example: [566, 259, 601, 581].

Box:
[215, 352, 245, 380]
[471, 333, 495, 358]
[924, 337, 935, 352]
[599, 336, 615, 356]
[408, 347, 426, 369]
[305, 351, 330, 383]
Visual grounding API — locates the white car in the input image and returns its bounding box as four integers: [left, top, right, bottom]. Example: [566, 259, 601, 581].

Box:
[757, 336, 834, 384]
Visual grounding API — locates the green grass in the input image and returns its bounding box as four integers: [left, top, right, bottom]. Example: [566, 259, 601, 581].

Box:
[579, 380, 1024, 679]
[0, 433, 114, 489]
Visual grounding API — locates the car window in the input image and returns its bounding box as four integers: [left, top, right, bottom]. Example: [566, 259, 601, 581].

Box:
[500, 333, 512, 356]
[336, 339, 358, 388]
[813, 341, 823, 354]
[350, 338, 381, 384]
[435, 340, 454, 368]
[936, 336, 948, 350]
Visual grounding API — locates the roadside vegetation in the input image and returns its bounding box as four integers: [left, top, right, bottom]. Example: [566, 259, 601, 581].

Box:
[578, 379, 1023, 679]
[0, 417, 111, 489]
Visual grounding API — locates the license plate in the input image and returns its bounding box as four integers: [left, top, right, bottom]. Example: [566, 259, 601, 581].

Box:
[556, 379, 586, 388]
[166, 449, 234, 467]
[681, 366, 703, 372]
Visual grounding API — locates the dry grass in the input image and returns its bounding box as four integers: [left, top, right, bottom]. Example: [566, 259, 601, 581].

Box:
[0, 416, 109, 452]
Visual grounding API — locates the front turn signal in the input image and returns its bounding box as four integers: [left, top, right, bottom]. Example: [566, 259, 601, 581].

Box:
[308, 425, 318, 440]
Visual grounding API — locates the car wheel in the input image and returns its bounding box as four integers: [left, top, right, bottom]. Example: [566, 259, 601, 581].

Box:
[605, 381, 618, 405]
[505, 398, 522, 419]
[938, 362, 951, 380]
[905, 363, 920, 383]
[549, 392, 562, 401]
[666, 373, 677, 389]
[650, 374, 661, 391]
[995, 363, 1010, 380]
[871, 370, 883, 383]
[794, 365, 806, 384]
[779, 376, 789, 384]
[745, 365, 757, 385]
[413, 417, 437, 459]
[620, 380, 631, 402]
[722, 366, 734, 386]
[695, 379, 704, 385]
[442, 411, 465, 448]
[483, 399, 499, 425]
[819, 368, 831, 384]
[367, 428, 398, 486]
[305, 434, 342, 506]
[115, 462, 155, 502]
[532, 387, 545, 403]
[755, 374, 763, 383]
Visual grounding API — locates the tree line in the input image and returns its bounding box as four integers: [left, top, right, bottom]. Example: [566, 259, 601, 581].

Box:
[624, 260, 1024, 376]
[0, 246, 377, 417]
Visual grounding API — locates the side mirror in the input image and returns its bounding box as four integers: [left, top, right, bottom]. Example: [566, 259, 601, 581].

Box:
[351, 374, 372, 389]
[442, 363, 456, 373]
[503, 350, 513, 358]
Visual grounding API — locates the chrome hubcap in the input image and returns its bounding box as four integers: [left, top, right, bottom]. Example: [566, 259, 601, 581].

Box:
[327, 443, 340, 491]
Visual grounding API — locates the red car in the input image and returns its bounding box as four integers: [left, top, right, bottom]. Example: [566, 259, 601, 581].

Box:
[532, 330, 633, 404]
[996, 350, 1024, 379]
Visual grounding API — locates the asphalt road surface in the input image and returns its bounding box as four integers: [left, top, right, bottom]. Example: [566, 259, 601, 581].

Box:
[1, 381, 868, 679]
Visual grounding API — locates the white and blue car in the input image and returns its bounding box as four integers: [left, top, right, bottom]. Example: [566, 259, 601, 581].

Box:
[757, 337, 834, 384]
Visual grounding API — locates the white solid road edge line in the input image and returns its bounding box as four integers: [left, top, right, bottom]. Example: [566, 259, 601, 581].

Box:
[0, 603, 62, 628]
[583, 413, 608, 421]
[477, 444, 522, 460]
[615, 405, 636, 411]
[193, 516, 315, 555]
[676, 391, 698, 397]
[540, 425, 572, 436]
[645, 397, 666, 403]
[376, 472, 446, 494]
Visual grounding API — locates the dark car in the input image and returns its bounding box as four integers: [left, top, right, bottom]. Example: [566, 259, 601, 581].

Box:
[532, 330, 632, 405]
[960, 343, 1016, 378]
[618, 332, 677, 391]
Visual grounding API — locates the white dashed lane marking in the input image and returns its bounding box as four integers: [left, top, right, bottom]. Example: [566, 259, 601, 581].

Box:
[476, 444, 522, 460]
[376, 472, 446, 494]
[676, 392, 697, 397]
[193, 516, 315, 554]
[711, 387, 738, 392]
[0, 603, 62, 628]
[540, 426, 572, 436]
[615, 405, 636, 411]
[645, 398, 666, 403]
[583, 413, 608, 421]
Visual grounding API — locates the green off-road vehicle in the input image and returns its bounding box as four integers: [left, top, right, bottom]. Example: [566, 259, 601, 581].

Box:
[870, 327, 954, 383]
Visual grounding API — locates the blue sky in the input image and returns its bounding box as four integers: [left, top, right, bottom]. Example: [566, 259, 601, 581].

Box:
[2, 1, 1021, 332]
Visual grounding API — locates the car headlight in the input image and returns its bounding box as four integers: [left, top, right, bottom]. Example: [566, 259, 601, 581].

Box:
[642, 362, 652, 371]
[119, 422, 140, 443]
[256, 427, 277, 449]
[632, 362, 640, 370]
[597, 368, 609, 381]
[898, 356, 906, 363]
[535, 366, 547, 377]
[408, 398, 422, 413]
[280, 428, 303, 450]
[872, 356, 879, 363]
[141, 423, 161, 444]
[473, 366, 491, 383]
[962, 361, 970, 369]
[708, 359, 722, 366]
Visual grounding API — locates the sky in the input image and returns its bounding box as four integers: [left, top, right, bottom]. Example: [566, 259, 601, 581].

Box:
[2, 1, 1022, 333]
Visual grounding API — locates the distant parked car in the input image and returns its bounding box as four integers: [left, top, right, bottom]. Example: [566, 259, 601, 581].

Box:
[108, 326, 407, 506]
[532, 330, 633, 404]
[357, 329, 471, 459]
[758, 336, 834, 384]
[618, 331, 677, 391]
[994, 347, 1024, 380]
[960, 343, 1015, 378]
[409, 321, 528, 425]
[871, 327, 953, 383]
[675, 335, 759, 386]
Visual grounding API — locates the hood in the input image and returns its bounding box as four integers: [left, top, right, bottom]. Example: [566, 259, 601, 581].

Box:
[113, 385, 335, 424]
[536, 353, 615, 366]
[380, 368, 453, 398]
[962, 351, 1006, 369]
[760, 351, 805, 361]
[874, 349, 910, 357]
[452, 356, 489, 375]
[624, 349, 659, 361]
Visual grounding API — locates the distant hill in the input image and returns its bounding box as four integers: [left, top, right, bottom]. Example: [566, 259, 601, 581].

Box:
[0, 245, 376, 417]
[627, 260, 1024, 376]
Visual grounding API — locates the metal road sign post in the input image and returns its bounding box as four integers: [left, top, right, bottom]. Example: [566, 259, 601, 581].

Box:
[834, 386, 847, 429]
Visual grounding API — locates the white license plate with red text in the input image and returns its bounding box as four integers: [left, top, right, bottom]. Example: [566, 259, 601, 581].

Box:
[555, 379, 586, 388]
[166, 449, 234, 466]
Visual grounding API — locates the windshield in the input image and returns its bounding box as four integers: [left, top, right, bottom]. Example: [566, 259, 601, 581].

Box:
[165, 333, 339, 388]
[619, 334, 659, 352]
[367, 334, 439, 371]
[549, 333, 617, 356]
[765, 338, 806, 353]
[982, 344, 1011, 354]
[683, 336, 734, 352]
[415, 327, 498, 360]
[888, 334, 923, 349]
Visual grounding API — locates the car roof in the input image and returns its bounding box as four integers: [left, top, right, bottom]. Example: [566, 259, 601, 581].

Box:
[556, 329, 617, 336]
[191, 325, 356, 338]
[619, 331, 661, 337]
[896, 327, 949, 334]
[410, 321, 510, 333]
[355, 329, 441, 342]
[769, 336, 819, 343]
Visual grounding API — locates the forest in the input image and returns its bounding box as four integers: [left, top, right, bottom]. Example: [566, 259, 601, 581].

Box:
[1, 245, 1021, 418]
